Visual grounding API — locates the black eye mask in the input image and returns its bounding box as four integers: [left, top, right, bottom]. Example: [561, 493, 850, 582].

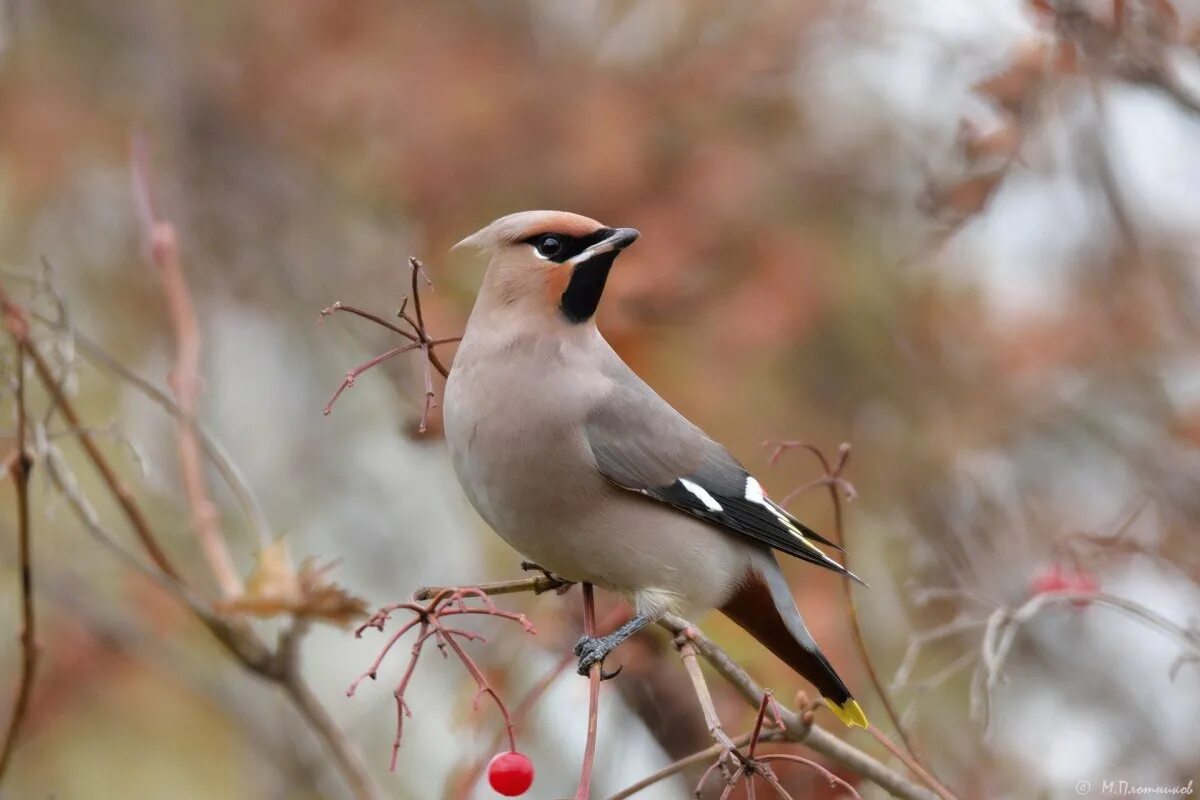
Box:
[521, 229, 615, 263]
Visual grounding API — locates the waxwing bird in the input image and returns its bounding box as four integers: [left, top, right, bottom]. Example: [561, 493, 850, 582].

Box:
[443, 210, 868, 728]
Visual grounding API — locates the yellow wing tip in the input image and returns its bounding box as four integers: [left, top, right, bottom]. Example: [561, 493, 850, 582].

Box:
[823, 698, 869, 729]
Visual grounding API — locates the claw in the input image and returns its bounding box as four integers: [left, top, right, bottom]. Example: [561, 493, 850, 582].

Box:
[574, 635, 613, 676]
[600, 664, 623, 681]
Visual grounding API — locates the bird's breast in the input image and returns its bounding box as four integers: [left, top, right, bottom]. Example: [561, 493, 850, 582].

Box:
[443, 337, 610, 537]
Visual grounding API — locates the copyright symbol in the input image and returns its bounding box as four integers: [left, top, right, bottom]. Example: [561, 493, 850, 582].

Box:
[1076, 780, 1092, 795]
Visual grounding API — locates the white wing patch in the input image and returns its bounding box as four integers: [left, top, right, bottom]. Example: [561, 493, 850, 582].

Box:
[679, 478, 724, 512]
[744, 477, 767, 505]
[747, 477, 844, 565]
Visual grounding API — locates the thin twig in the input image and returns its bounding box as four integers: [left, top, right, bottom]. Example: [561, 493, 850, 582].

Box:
[402, 573, 939, 798]
[281, 677, 380, 800]
[606, 731, 781, 800]
[659, 616, 939, 800]
[348, 588, 535, 769]
[453, 649, 576, 799]
[575, 583, 602, 800]
[131, 136, 242, 599]
[1, 290, 182, 580]
[768, 442, 958, 800]
[34, 316, 272, 546]
[865, 726, 952, 800]
[320, 258, 460, 431]
[676, 635, 742, 758]
[0, 343, 37, 781]
[1, 287, 381, 800]
[415, 574, 574, 600]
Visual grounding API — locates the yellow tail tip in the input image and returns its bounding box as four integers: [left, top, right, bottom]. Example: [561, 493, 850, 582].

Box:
[823, 698, 869, 729]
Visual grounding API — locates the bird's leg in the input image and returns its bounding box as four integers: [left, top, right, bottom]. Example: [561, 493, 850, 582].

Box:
[574, 614, 650, 677]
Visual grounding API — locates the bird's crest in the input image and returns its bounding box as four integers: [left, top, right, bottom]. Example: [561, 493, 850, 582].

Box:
[453, 210, 605, 252]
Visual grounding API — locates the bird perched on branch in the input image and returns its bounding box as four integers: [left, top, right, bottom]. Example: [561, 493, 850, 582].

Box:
[444, 210, 867, 728]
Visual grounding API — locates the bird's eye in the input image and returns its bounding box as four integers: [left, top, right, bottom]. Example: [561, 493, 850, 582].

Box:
[535, 235, 563, 259]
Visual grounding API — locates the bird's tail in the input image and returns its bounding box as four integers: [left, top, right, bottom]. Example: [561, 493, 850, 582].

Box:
[719, 551, 868, 729]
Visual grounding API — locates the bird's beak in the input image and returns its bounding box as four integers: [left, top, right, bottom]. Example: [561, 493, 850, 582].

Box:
[567, 227, 640, 266]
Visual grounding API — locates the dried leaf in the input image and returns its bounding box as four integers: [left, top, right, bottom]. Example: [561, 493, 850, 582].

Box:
[219, 538, 368, 626]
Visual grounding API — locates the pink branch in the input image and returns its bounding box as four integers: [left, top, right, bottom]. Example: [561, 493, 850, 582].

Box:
[348, 587, 536, 770]
[574, 583, 602, 800]
[131, 134, 242, 599]
[319, 258, 460, 432]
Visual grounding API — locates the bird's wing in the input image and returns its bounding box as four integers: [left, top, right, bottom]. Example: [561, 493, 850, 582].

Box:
[585, 349, 860, 583]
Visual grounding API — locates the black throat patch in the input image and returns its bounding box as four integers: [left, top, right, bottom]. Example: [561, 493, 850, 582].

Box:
[560, 251, 618, 323]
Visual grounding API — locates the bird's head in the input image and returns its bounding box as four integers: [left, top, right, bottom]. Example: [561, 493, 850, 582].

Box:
[454, 210, 639, 324]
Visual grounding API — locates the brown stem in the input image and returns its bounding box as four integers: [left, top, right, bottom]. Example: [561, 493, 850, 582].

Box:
[321, 301, 420, 344]
[414, 574, 572, 600]
[38, 318, 272, 546]
[453, 603, 630, 800]
[867, 726, 956, 800]
[769, 442, 951, 796]
[1, 286, 380, 800]
[606, 731, 784, 800]
[676, 637, 739, 755]
[575, 583, 602, 800]
[319, 258, 459, 426]
[131, 138, 242, 598]
[659, 615, 938, 800]
[0, 343, 37, 782]
[349, 588, 534, 770]
[452, 650, 576, 799]
[281, 676, 381, 800]
[323, 342, 422, 415]
[1, 292, 182, 581]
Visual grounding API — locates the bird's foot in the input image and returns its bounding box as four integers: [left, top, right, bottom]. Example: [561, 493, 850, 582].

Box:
[519, 561, 574, 595]
[573, 635, 623, 680]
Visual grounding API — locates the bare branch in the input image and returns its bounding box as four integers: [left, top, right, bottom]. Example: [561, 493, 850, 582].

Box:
[575, 583, 602, 800]
[768, 441, 957, 800]
[319, 258, 460, 432]
[348, 587, 536, 769]
[0, 343, 37, 782]
[131, 135, 242, 599]
[659, 615, 940, 800]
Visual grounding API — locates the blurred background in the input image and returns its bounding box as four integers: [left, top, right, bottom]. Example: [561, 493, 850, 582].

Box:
[1, 1, 1198, 798]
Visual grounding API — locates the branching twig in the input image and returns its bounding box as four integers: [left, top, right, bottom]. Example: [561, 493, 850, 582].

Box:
[347, 587, 536, 770]
[975, 589, 1200, 722]
[2, 243, 380, 800]
[1, 289, 183, 581]
[35, 317, 272, 547]
[768, 441, 956, 800]
[0, 343, 37, 782]
[659, 616, 939, 800]
[131, 135, 242, 599]
[453, 649, 574, 799]
[606, 730, 779, 800]
[320, 258, 460, 432]
[575, 583, 602, 800]
[370, 572, 941, 799]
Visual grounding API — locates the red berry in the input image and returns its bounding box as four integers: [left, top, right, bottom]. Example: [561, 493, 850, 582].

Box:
[487, 750, 534, 797]
[1030, 564, 1072, 596]
[1030, 564, 1098, 609]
